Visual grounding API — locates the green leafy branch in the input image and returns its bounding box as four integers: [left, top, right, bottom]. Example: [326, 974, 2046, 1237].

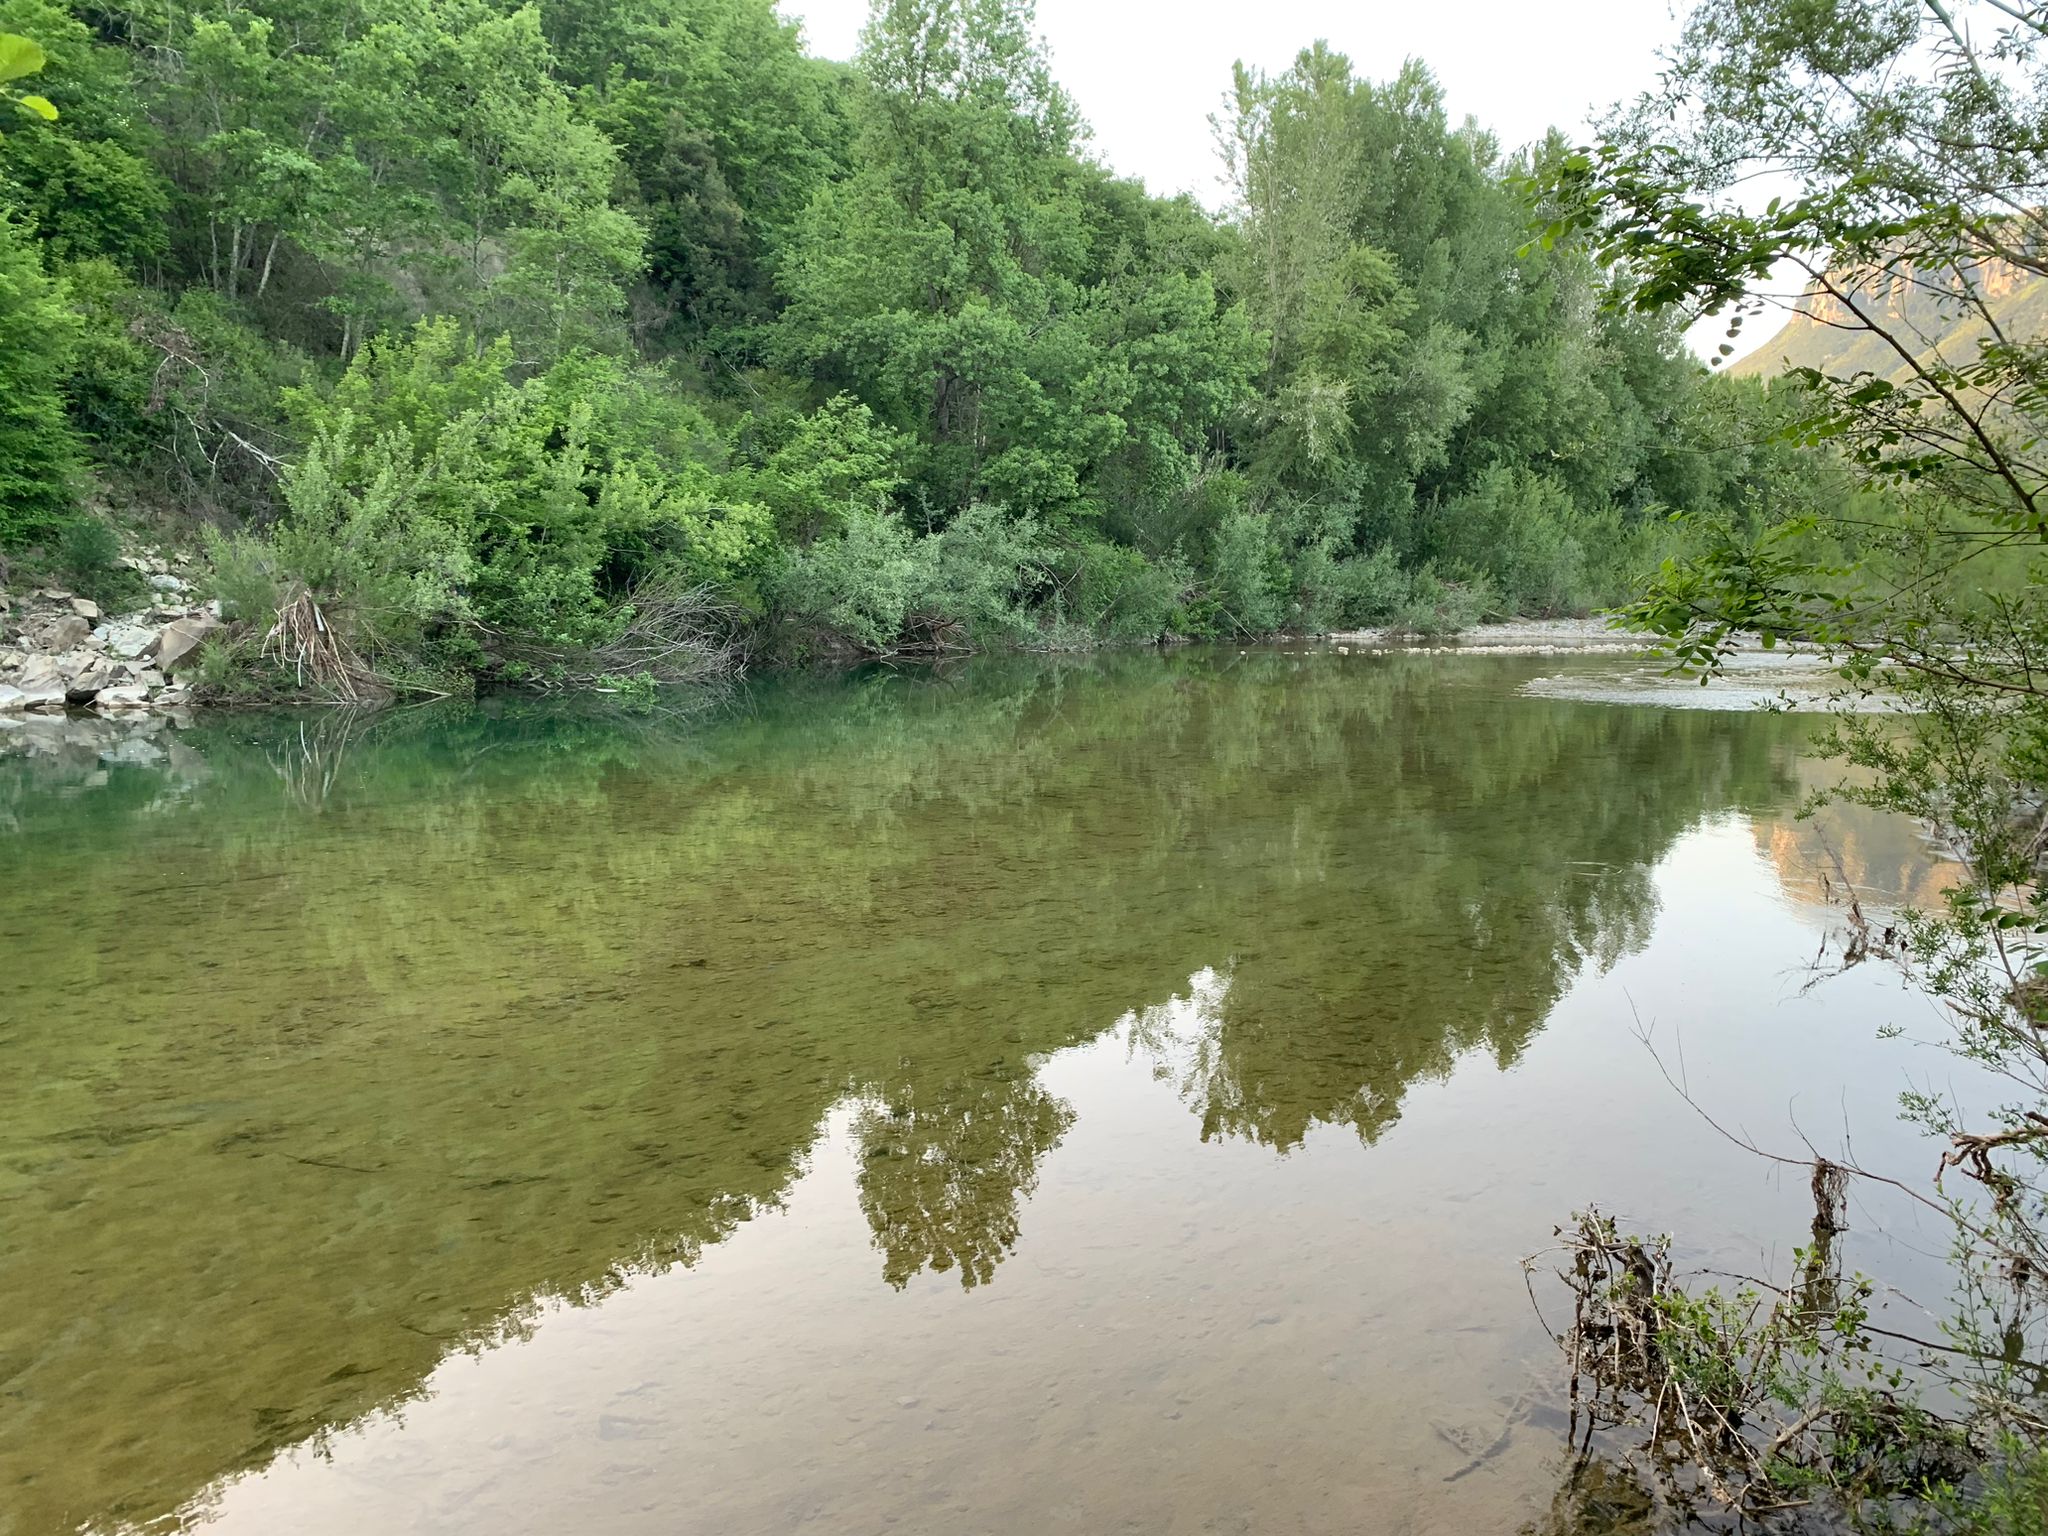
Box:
[0, 32, 57, 134]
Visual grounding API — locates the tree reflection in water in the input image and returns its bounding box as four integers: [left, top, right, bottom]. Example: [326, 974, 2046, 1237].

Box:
[0, 650, 1812, 1533]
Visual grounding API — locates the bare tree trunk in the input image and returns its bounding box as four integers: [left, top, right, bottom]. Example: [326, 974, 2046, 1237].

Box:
[256, 231, 282, 299]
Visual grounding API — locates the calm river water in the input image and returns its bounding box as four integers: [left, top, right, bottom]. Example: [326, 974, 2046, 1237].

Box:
[0, 650, 1968, 1534]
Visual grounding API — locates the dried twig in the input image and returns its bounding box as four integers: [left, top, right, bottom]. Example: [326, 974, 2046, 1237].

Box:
[260, 585, 387, 703]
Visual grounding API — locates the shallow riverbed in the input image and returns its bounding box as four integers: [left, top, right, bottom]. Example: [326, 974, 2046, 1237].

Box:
[0, 649, 1969, 1534]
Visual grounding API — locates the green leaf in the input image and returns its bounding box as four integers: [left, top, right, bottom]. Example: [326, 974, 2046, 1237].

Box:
[0, 33, 47, 84]
[16, 93, 54, 121]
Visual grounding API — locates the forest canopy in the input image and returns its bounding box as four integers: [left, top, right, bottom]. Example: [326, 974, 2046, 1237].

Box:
[0, 0, 1781, 691]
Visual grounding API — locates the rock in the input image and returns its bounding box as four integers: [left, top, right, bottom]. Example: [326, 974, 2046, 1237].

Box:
[69, 596, 101, 620]
[57, 655, 115, 692]
[16, 656, 64, 693]
[135, 667, 166, 689]
[37, 615, 91, 651]
[101, 734, 166, 765]
[146, 572, 189, 594]
[94, 685, 152, 711]
[103, 622, 157, 660]
[156, 614, 220, 673]
[0, 683, 24, 712]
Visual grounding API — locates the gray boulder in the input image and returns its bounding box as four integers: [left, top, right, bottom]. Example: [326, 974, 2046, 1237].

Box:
[12, 658, 69, 710]
[16, 656, 65, 692]
[156, 614, 221, 673]
[55, 651, 113, 685]
[103, 622, 157, 660]
[37, 615, 91, 651]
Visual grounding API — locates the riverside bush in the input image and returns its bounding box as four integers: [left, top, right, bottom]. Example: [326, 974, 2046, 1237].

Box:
[0, 0, 1780, 693]
[1061, 541, 1190, 643]
[769, 504, 1051, 654]
[1206, 508, 1289, 636]
[224, 321, 776, 676]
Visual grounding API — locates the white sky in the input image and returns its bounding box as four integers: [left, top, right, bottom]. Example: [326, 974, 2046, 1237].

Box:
[783, 0, 1686, 202]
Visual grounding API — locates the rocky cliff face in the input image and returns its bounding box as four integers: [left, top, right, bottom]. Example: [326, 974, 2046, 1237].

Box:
[1730, 252, 2048, 382]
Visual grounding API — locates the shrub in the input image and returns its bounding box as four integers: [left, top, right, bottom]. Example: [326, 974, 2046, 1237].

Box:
[1063, 541, 1189, 643]
[241, 321, 767, 679]
[205, 527, 284, 626]
[1395, 566, 1492, 639]
[50, 515, 145, 606]
[1430, 465, 1593, 616]
[1206, 507, 1288, 634]
[770, 504, 1050, 653]
[730, 394, 906, 543]
[0, 211, 80, 548]
[1330, 544, 1411, 626]
[918, 504, 1049, 646]
[770, 506, 921, 652]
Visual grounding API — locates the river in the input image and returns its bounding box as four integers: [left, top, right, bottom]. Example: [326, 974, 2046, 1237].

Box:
[0, 649, 1968, 1534]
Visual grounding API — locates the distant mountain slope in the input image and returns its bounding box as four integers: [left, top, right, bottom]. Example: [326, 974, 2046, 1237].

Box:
[1729, 255, 2048, 381]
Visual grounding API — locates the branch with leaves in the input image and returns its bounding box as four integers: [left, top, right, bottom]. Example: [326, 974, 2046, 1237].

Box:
[0, 32, 56, 134]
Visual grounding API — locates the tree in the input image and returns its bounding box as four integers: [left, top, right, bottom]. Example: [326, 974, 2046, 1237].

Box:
[0, 207, 80, 546]
[1213, 46, 1719, 617]
[775, 0, 1254, 529]
[138, 0, 642, 357]
[1531, 0, 2048, 1517]
[547, 0, 852, 359]
[0, 6, 168, 265]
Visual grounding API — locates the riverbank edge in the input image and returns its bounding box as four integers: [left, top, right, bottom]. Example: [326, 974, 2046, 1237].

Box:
[2, 551, 1663, 724]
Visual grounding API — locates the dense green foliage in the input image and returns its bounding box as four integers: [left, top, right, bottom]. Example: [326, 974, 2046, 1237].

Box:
[1534, 2, 2048, 1529]
[0, 0, 1769, 684]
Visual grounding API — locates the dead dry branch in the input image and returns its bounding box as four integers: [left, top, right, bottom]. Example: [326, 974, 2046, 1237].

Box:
[261, 586, 388, 702]
[482, 578, 741, 694]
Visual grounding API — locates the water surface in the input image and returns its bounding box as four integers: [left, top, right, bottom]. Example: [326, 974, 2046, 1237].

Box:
[0, 651, 1964, 1534]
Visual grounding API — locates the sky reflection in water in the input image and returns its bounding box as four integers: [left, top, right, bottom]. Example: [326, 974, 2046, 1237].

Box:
[0, 650, 1970, 1535]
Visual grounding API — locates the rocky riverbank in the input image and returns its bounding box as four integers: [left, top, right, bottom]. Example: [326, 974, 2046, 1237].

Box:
[0, 555, 220, 718]
[1323, 616, 1660, 654]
